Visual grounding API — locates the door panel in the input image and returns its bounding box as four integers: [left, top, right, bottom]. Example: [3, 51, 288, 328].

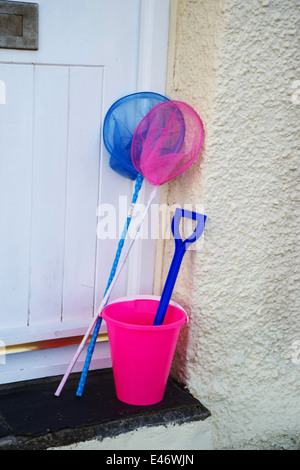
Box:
[62, 66, 103, 323]
[0, 64, 33, 328]
[29, 65, 70, 326]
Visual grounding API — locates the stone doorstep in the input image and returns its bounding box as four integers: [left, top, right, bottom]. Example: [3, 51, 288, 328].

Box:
[0, 369, 210, 450]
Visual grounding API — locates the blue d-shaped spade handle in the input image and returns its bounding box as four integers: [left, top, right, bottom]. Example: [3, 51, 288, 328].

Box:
[153, 208, 207, 326]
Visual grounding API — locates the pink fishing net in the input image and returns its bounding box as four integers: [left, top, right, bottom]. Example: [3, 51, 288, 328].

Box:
[131, 101, 204, 186]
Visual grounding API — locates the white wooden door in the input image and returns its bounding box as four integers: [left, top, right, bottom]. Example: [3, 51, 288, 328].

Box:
[0, 0, 170, 383]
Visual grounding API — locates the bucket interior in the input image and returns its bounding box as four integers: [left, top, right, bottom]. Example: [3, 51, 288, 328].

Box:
[102, 298, 186, 328]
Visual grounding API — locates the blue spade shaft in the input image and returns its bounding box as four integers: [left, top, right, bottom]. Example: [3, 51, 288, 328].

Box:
[153, 209, 206, 326]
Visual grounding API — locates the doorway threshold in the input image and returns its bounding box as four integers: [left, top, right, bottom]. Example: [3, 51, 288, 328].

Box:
[0, 369, 210, 450]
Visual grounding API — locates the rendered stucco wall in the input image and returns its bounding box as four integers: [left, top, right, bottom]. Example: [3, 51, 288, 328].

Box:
[156, 0, 300, 449]
[50, 419, 213, 450]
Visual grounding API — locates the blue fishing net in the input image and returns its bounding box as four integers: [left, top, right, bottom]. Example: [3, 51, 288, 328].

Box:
[103, 92, 169, 180]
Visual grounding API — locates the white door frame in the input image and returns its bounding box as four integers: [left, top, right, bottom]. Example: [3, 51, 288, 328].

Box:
[127, 0, 170, 296]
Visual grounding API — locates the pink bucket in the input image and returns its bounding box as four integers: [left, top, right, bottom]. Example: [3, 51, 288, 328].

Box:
[101, 296, 188, 406]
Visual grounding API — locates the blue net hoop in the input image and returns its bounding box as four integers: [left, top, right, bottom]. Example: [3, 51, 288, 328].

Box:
[103, 92, 169, 180]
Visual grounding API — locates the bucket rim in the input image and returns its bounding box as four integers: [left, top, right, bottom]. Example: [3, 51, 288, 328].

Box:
[101, 295, 188, 331]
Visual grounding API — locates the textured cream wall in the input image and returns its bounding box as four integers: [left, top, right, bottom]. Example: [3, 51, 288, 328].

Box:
[50, 419, 213, 450]
[156, 0, 300, 449]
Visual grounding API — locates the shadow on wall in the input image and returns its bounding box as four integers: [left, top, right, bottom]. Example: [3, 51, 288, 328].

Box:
[165, 139, 207, 387]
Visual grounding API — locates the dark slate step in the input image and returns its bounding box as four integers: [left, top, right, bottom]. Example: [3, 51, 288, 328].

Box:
[0, 368, 210, 450]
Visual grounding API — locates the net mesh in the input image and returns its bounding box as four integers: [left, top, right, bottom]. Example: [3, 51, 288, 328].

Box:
[131, 101, 204, 186]
[103, 92, 169, 180]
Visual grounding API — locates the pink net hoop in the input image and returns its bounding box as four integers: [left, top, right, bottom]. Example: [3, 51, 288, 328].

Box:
[131, 101, 204, 186]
